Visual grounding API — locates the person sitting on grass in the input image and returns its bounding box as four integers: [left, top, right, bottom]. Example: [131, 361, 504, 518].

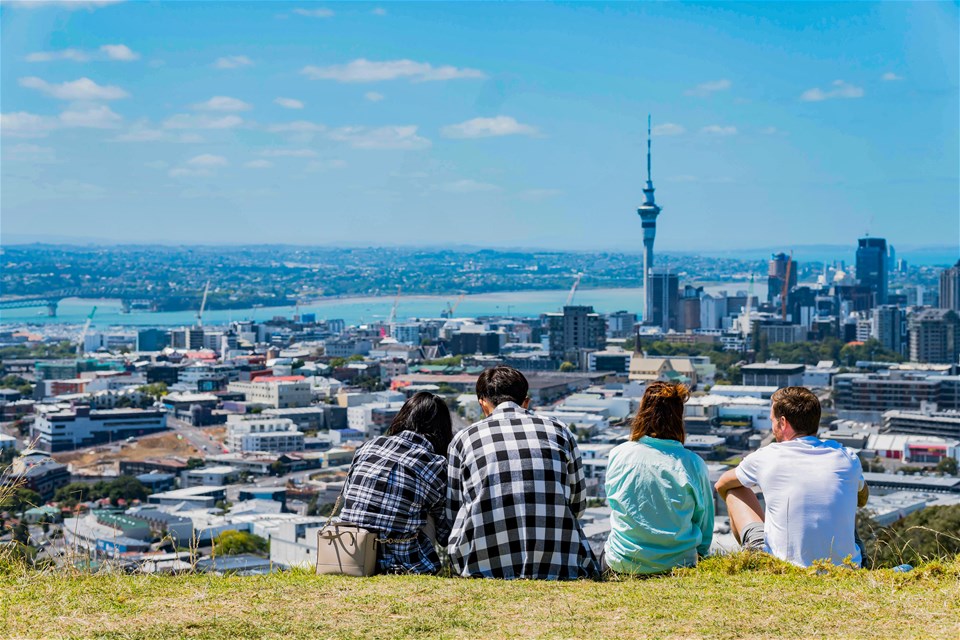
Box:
[714, 386, 868, 568]
[601, 382, 714, 575]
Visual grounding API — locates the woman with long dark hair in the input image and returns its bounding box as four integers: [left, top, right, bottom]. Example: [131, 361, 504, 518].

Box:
[338, 391, 453, 574]
[602, 382, 714, 575]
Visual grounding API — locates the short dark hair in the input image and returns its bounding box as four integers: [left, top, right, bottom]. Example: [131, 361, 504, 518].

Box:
[386, 392, 453, 455]
[475, 365, 528, 407]
[630, 382, 689, 444]
[771, 386, 821, 436]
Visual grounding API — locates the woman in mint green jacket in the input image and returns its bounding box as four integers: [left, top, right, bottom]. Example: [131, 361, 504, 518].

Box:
[602, 382, 714, 575]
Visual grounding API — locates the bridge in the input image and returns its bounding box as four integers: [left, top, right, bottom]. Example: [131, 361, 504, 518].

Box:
[0, 296, 65, 316]
[0, 289, 154, 317]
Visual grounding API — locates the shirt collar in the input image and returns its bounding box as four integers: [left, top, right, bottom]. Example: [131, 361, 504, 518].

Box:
[393, 429, 433, 449]
[490, 401, 529, 417]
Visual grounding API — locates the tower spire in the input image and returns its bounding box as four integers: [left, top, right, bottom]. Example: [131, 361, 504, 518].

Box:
[647, 114, 652, 183]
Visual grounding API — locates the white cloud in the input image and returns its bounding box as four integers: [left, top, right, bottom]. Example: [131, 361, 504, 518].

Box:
[882, 72, 904, 82]
[244, 159, 273, 169]
[293, 7, 333, 17]
[364, 92, 385, 102]
[685, 79, 732, 97]
[0, 112, 58, 138]
[114, 123, 203, 143]
[328, 125, 431, 149]
[187, 154, 228, 167]
[441, 116, 538, 139]
[59, 104, 122, 128]
[100, 44, 139, 61]
[652, 123, 685, 136]
[259, 148, 318, 157]
[371, 7, 386, 16]
[274, 97, 304, 109]
[192, 96, 252, 112]
[519, 188, 563, 201]
[759, 126, 780, 135]
[214, 55, 253, 69]
[168, 167, 212, 178]
[2, 143, 57, 163]
[163, 114, 243, 129]
[26, 49, 90, 62]
[701, 125, 738, 136]
[19, 76, 129, 100]
[800, 80, 864, 102]
[305, 159, 347, 171]
[302, 58, 485, 83]
[439, 179, 500, 193]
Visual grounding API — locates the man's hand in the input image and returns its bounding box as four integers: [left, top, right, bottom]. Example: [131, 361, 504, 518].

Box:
[858, 482, 870, 508]
[715, 468, 743, 501]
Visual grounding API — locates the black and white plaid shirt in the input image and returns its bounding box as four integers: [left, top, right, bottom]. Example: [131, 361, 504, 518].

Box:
[339, 430, 450, 574]
[446, 401, 599, 579]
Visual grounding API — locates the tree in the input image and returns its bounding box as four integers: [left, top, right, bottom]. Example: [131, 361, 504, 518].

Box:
[0, 487, 42, 514]
[936, 457, 958, 476]
[213, 530, 269, 556]
[185, 457, 206, 470]
[347, 354, 365, 362]
[559, 361, 577, 372]
[862, 504, 960, 568]
[137, 382, 168, 401]
[329, 357, 347, 368]
[268, 460, 288, 477]
[12, 522, 29, 545]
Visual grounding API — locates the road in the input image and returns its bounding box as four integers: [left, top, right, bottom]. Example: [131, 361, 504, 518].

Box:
[166, 415, 224, 455]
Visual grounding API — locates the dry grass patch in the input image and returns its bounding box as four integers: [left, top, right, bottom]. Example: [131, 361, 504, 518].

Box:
[1, 555, 958, 639]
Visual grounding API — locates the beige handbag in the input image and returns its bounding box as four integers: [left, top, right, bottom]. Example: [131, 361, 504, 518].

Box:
[316, 493, 379, 576]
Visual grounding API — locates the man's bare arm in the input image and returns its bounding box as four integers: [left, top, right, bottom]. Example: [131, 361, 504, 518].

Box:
[858, 482, 869, 508]
[714, 468, 744, 501]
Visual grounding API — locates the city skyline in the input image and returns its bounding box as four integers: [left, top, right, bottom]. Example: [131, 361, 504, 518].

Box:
[1, 1, 958, 251]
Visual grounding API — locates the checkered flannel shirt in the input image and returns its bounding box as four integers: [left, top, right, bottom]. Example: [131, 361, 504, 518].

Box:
[339, 430, 450, 574]
[446, 401, 599, 579]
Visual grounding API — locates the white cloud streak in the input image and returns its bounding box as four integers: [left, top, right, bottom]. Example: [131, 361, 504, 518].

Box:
[214, 55, 253, 69]
[163, 114, 243, 129]
[364, 92, 384, 102]
[19, 76, 129, 100]
[685, 79, 732, 97]
[100, 44, 139, 61]
[441, 116, 538, 139]
[293, 7, 333, 17]
[800, 80, 864, 102]
[328, 125, 431, 149]
[192, 96, 252, 112]
[302, 58, 485, 83]
[701, 125, 738, 136]
[274, 97, 304, 109]
[652, 123, 685, 136]
[882, 72, 904, 82]
[187, 154, 228, 167]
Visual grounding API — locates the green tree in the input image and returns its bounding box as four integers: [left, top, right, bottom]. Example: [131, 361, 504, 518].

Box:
[559, 361, 577, 372]
[137, 382, 169, 401]
[0, 487, 43, 514]
[347, 354, 365, 362]
[935, 457, 958, 476]
[329, 357, 347, 368]
[213, 530, 269, 556]
[185, 457, 206, 470]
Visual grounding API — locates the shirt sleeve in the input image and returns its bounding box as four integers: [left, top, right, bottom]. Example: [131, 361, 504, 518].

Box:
[566, 434, 587, 520]
[695, 461, 715, 558]
[445, 435, 463, 537]
[735, 448, 763, 489]
[427, 458, 452, 547]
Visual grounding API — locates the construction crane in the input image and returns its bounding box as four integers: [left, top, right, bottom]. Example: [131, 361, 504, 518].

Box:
[387, 285, 402, 325]
[566, 272, 583, 306]
[740, 274, 755, 340]
[196, 280, 210, 327]
[77, 306, 97, 356]
[781, 251, 793, 321]
[443, 292, 466, 318]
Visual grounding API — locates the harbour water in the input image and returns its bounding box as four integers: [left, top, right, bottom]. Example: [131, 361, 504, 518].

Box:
[0, 283, 768, 329]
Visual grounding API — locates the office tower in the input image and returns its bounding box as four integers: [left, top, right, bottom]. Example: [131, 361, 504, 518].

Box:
[940, 260, 960, 312]
[871, 305, 906, 356]
[648, 272, 679, 332]
[767, 253, 798, 305]
[856, 237, 888, 306]
[677, 285, 702, 331]
[547, 305, 606, 360]
[637, 115, 662, 325]
[909, 308, 960, 364]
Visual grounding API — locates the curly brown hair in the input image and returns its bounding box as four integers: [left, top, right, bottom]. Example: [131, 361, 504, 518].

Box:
[630, 381, 690, 444]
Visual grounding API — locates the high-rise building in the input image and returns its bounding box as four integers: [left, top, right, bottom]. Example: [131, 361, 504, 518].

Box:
[940, 260, 960, 312]
[871, 305, 906, 356]
[909, 308, 960, 364]
[767, 253, 798, 305]
[856, 237, 888, 306]
[677, 285, 702, 332]
[605, 311, 637, 339]
[648, 272, 679, 332]
[637, 115, 662, 325]
[547, 306, 606, 361]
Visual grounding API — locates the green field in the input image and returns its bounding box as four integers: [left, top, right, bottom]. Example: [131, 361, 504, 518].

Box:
[1, 553, 958, 640]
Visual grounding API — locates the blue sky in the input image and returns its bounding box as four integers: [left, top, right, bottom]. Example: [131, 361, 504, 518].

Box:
[1, 1, 958, 253]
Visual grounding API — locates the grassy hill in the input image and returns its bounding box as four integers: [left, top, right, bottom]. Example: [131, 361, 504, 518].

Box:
[1, 553, 958, 639]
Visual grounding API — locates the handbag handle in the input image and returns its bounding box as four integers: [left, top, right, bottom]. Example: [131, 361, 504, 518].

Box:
[319, 469, 420, 545]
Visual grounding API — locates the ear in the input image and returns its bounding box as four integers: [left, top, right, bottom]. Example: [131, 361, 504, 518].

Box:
[521, 398, 530, 409]
[478, 398, 494, 416]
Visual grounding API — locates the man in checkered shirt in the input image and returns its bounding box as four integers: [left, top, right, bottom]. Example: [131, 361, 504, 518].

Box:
[446, 366, 599, 579]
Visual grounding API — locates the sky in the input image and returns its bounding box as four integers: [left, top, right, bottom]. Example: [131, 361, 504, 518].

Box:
[1, 1, 958, 253]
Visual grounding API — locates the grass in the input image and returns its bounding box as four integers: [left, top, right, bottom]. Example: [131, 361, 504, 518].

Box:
[1, 553, 958, 639]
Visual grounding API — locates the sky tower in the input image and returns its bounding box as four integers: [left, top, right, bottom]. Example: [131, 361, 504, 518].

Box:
[637, 115, 662, 324]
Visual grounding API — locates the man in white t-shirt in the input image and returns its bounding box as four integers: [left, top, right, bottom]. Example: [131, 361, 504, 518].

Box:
[715, 386, 869, 567]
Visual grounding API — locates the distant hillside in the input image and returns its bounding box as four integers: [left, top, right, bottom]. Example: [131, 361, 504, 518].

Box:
[2, 553, 957, 639]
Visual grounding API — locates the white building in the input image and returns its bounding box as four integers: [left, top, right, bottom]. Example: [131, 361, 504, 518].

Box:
[226, 415, 304, 453]
[181, 465, 240, 488]
[270, 519, 330, 569]
[31, 405, 167, 452]
[227, 378, 312, 409]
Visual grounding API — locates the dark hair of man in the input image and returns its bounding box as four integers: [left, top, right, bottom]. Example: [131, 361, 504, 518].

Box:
[475, 365, 529, 407]
[630, 382, 690, 444]
[771, 386, 821, 436]
[386, 391, 454, 455]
